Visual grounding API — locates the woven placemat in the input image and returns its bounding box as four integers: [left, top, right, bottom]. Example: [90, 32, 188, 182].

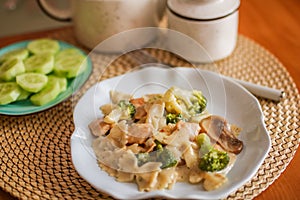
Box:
[0, 27, 299, 200]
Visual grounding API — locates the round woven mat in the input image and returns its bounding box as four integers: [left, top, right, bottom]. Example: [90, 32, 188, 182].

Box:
[0, 27, 299, 200]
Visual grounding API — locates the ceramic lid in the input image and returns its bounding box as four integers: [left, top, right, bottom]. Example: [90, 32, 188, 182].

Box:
[167, 0, 240, 20]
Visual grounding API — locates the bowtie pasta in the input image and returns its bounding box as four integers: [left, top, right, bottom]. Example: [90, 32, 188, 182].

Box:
[90, 86, 243, 192]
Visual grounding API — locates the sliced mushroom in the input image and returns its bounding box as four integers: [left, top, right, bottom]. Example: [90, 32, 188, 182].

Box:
[200, 115, 243, 154]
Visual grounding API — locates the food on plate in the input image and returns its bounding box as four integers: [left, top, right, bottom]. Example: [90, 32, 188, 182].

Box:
[54, 50, 87, 78]
[0, 38, 88, 106]
[30, 79, 61, 106]
[0, 48, 29, 63]
[27, 38, 60, 55]
[24, 53, 54, 74]
[0, 58, 25, 81]
[90, 86, 244, 192]
[0, 82, 22, 105]
[16, 73, 48, 93]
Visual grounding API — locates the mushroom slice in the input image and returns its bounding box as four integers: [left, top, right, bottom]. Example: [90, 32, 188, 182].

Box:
[200, 115, 243, 154]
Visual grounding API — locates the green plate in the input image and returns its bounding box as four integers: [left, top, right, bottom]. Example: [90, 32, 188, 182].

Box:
[0, 40, 92, 115]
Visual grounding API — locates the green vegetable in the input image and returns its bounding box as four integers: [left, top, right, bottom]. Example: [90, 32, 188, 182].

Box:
[199, 149, 230, 172]
[47, 75, 67, 93]
[196, 133, 213, 155]
[164, 86, 207, 117]
[54, 53, 87, 78]
[27, 38, 60, 55]
[196, 133, 230, 172]
[16, 73, 48, 93]
[0, 48, 29, 63]
[0, 38, 88, 106]
[166, 113, 183, 124]
[136, 141, 178, 169]
[24, 53, 54, 74]
[156, 147, 178, 169]
[0, 58, 25, 81]
[136, 153, 152, 166]
[0, 82, 21, 105]
[118, 100, 136, 118]
[190, 90, 207, 115]
[30, 79, 61, 106]
[16, 88, 31, 101]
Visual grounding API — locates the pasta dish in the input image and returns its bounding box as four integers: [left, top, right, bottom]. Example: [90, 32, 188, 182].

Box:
[89, 86, 243, 191]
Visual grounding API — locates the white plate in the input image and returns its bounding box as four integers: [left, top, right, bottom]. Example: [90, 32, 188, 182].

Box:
[71, 67, 271, 199]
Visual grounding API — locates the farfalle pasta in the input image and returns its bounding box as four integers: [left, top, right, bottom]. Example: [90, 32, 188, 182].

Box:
[90, 86, 243, 191]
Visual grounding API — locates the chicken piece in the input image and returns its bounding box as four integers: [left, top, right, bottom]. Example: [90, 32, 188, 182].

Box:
[200, 115, 243, 154]
[127, 123, 153, 144]
[88, 118, 111, 136]
[130, 97, 145, 107]
[130, 98, 147, 120]
[134, 106, 147, 119]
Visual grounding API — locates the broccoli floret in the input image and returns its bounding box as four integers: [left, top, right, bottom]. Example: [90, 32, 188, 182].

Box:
[154, 140, 163, 151]
[195, 133, 213, 155]
[118, 100, 136, 118]
[163, 87, 207, 117]
[199, 149, 230, 172]
[136, 142, 178, 169]
[190, 91, 207, 115]
[166, 113, 183, 124]
[156, 147, 178, 169]
[196, 133, 230, 172]
[136, 153, 152, 166]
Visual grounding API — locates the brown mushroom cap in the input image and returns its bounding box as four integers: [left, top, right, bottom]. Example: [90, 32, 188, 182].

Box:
[200, 115, 243, 154]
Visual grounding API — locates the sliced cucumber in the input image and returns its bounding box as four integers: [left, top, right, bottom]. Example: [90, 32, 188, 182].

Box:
[54, 54, 87, 78]
[0, 48, 29, 63]
[27, 38, 60, 55]
[16, 88, 31, 101]
[0, 58, 25, 81]
[55, 48, 82, 60]
[16, 73, 48, 93]
[30, 80, 61, 106]
[0, 82, 21, 105]
[48, 75, 67, 93]
[24, 53, 54, 74]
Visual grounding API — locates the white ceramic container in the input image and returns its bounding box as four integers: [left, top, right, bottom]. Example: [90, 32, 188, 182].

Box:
[37, 0, 167, 50]
[167, 0, 240, 63]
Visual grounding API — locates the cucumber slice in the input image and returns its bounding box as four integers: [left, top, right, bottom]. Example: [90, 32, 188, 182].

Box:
[0, 58, 25, 81]
[54, 54, 87, 78]
[16, 88, 31, 101]
[24, 53, 54, 74]
[48, 75, 67, 93]
[27, 38, 60, 55]
[0, 82, 21, 105]
[55, 48, 82, 60]
[0, 48, 29, 63]
[16, 73, 48, 93]
[30, 80, 61, 106]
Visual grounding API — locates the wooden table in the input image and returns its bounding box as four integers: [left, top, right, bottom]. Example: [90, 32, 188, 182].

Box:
[0, 0, 299, 199]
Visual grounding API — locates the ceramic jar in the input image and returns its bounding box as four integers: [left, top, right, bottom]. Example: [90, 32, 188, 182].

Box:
[37, 0, 167, 50]
[167, 0, 240, 63]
